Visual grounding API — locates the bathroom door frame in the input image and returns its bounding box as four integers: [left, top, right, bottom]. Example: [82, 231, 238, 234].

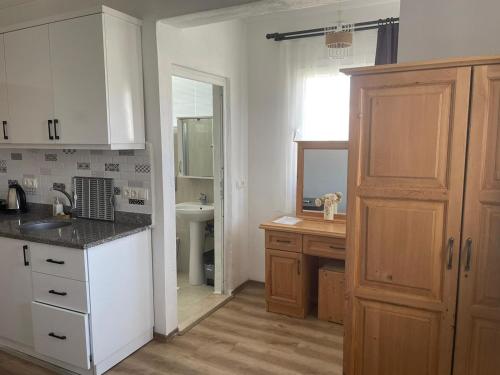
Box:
[171, 64, 227, 295]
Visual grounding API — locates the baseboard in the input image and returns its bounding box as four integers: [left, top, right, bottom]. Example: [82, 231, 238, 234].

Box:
[153, 328, 178, 343]
[231, 279, 265, 295]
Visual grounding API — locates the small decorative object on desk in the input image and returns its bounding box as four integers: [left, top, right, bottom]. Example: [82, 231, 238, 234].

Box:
[315, 192, 343, 221]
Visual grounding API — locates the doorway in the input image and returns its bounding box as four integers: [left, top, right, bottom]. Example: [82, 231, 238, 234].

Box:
[171, 67, 227, 332]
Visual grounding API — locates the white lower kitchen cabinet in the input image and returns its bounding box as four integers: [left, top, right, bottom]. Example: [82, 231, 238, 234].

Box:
[0, 229, 154, 375]
[0, 238, 33, 347]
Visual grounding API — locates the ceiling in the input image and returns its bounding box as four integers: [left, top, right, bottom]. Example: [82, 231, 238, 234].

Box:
[0, 0, 34, 9]
[163, 0, 399, 27]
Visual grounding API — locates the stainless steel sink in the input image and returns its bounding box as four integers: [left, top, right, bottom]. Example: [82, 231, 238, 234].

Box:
[20, 220, 72, 232]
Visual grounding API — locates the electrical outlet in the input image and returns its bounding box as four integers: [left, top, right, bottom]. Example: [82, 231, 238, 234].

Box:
[122, 187, 149, 201]
[22, 177, 38, 189]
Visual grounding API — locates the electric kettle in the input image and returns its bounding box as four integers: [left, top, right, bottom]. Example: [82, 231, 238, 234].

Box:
[6, 183, 28, 212]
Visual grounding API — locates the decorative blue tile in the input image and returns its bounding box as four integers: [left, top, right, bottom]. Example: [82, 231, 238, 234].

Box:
[77, 162, 90, 170]
[119, 150, 135, 156]
[129, 199, 145, 205]
[53, 182, 66, 191]
[105, 163, 120, 172]
[45, 153, 57, 162]
[135, 164, 151, 173]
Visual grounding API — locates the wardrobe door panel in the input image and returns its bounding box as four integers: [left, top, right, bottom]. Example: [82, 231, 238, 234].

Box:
[345, 67, 471, 375]
[453, 65, 500, 375]
[360, 199, 445, 300]
[356, 299, 441, 375]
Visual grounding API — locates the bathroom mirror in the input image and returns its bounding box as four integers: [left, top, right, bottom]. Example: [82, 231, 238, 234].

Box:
[177, 117, 214, 178]
[296, 141, 348, 221]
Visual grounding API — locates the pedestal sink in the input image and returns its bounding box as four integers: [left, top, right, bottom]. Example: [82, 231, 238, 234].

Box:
[175, 202, 214, 285]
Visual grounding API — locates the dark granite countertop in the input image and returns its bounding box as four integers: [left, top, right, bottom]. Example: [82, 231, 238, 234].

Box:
[0, 204, 152, 249]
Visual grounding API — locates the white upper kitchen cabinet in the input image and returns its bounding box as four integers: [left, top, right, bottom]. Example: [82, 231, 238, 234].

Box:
[49, 14, 109, 146]
[49, 12, 145, 148]
[0, 238, 33, 347]
[1, 7, 145, 149]
[4, 25, 54, 145]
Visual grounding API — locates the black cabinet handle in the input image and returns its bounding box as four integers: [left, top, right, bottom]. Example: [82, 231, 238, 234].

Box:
[48, 332, 66, 340]
[54, 119, 60, 140]
[46, 258, 65, 265]
[49, 289, 67, 296]
[2, 121, 7, 140]
[22, 245, 29, 266]
[48, 120, 54, 140]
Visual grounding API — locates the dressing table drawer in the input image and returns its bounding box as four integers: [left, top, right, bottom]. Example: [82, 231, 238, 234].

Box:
[265, 230, 302, 252]
[303, 235, 345, 259]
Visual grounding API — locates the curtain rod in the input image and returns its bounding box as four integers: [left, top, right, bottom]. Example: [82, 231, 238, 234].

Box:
[266, 17, 399, 41]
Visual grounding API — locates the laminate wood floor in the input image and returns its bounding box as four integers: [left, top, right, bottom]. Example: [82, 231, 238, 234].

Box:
[1, 282, 343, 375]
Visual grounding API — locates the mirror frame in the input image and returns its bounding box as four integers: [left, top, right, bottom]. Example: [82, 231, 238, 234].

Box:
[176, 116, 215, 179]
[295, 140, 348, 222]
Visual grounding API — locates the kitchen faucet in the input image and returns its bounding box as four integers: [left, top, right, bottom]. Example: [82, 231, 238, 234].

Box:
[52, 186, 77, 216]
[199, 193, 208, 205]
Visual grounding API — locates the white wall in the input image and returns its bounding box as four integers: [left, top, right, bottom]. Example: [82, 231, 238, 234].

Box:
[246, 2, 400, 282]
[157, 19, 249, 297]
[398, 0, 500, 62]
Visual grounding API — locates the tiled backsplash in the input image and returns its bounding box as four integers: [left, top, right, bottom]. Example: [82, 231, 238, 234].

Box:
[0, 148, 152, 214]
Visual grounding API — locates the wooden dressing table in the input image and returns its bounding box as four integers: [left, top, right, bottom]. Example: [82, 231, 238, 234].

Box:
[260, 141, 347, 319]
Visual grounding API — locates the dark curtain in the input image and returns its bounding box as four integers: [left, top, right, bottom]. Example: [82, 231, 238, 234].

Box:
[375, 18, 399, 65]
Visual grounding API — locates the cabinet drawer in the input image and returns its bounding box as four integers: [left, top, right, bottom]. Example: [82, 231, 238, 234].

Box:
[265, 230, 302, 252]
[303, 235, 345, 259]
[32, 272, 89, 313]
[30, 243, 87, 281]
[32, 302, 91, 370]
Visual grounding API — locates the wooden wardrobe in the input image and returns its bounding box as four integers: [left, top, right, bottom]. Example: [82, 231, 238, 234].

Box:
[341, 57, 500, 375]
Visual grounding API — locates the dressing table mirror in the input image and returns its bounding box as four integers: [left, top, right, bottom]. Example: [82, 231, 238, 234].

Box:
[296, 141, 348, 221]
[260, 140, 348, 320]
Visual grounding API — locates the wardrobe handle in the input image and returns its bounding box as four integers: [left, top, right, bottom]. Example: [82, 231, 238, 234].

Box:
[446, 237, 454, 270]
[54, 119, 60, 140]
[465, 238, 473, 272]
[297, 260, 301, 275]
[48, 120, 54, 140]
[2, 121, 8, 140]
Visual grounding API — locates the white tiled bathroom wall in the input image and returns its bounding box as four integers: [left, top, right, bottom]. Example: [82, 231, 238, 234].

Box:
[0, 148, 152, 214]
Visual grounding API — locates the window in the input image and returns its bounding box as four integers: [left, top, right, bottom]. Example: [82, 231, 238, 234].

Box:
[300, 73, 350, 141]
[172, 76, 213, 127]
